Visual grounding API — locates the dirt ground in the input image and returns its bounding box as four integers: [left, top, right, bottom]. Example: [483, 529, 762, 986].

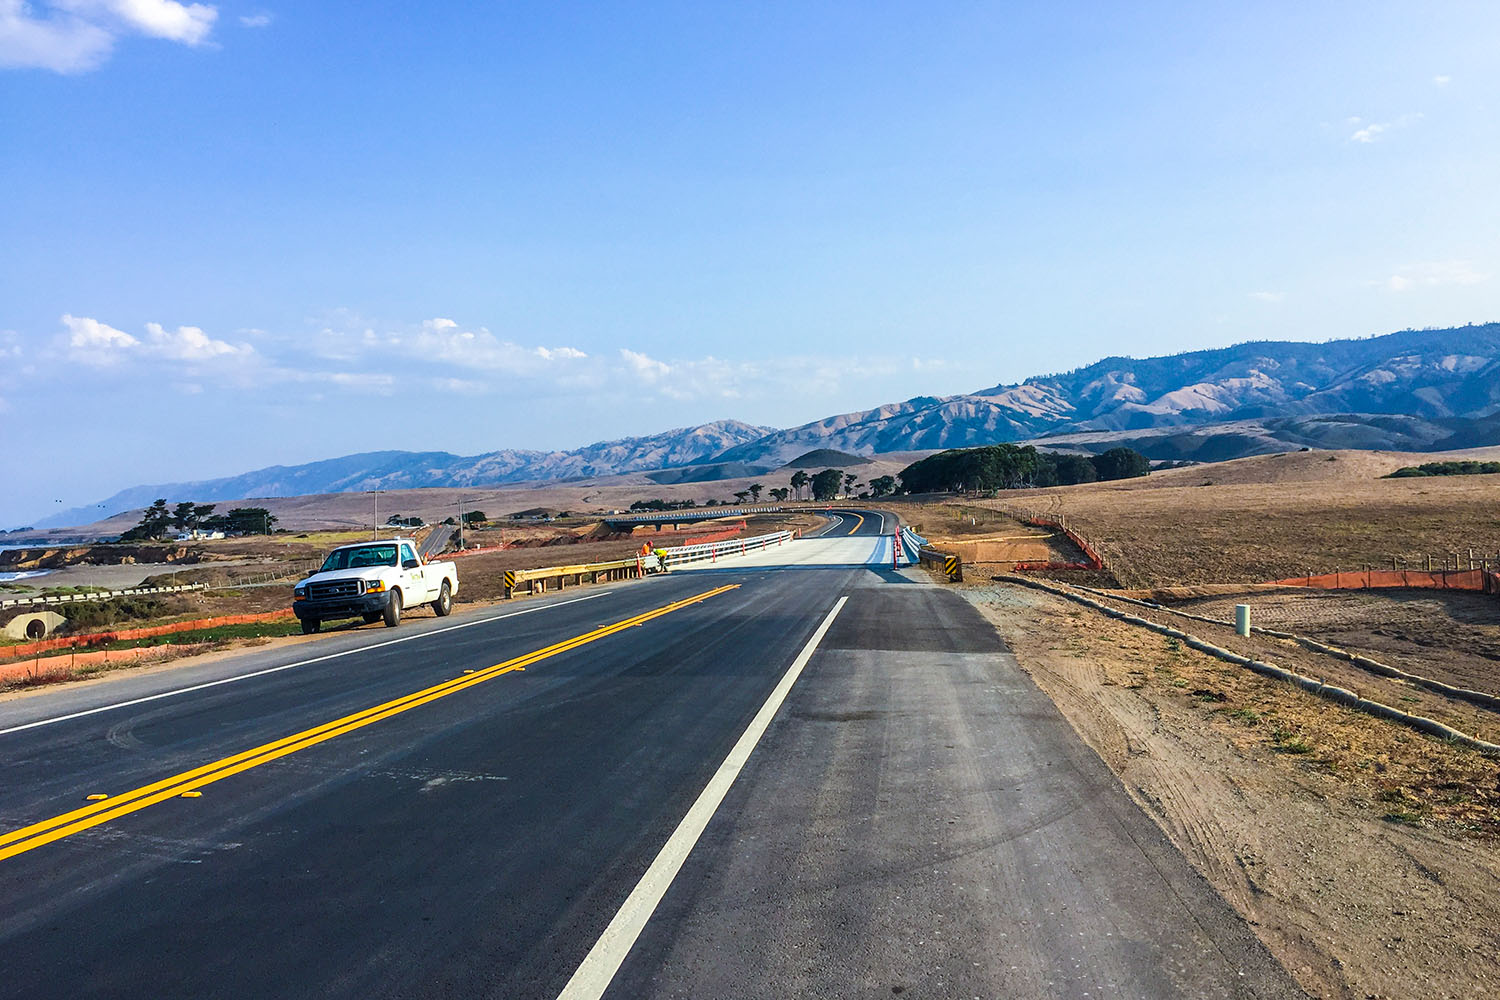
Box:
[1161, 588, 1500, 699]
[964, 449, 1500, 588]
[963, 579, 1500, 1000]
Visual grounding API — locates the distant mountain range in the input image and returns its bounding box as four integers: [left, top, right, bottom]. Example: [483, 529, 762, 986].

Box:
[38, 420, 774, 529]
[714, 324, 1500, 465]
[37, 323, 1500, 529]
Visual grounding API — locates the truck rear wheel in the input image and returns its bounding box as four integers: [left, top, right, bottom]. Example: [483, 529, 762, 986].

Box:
[431, 580, 452, 617]
[383, 589, 402, 627]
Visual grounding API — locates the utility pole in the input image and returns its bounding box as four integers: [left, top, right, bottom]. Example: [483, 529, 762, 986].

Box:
[368, 490, 385, 540]
[457, 496, 465, 550]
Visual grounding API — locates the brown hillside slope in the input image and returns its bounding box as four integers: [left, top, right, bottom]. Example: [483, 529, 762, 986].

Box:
[974, 448, 1500, 588]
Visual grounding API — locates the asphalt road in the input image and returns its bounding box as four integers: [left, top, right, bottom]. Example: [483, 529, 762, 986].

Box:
[0, 514, 1305, 999]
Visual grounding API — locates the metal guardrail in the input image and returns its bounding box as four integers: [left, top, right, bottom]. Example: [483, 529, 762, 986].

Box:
[900, 527, 926, 563]
[656, 531, 795, 569]
[504, 557, 649, 598]
[605, 506, 785, 524]
[501, 530, 798, 598]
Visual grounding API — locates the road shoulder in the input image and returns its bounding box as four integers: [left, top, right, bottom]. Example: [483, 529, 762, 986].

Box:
[964, 581, 1500, 1000]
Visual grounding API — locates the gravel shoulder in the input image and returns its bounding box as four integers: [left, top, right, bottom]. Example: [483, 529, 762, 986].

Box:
[963, 580, 1500, 1000]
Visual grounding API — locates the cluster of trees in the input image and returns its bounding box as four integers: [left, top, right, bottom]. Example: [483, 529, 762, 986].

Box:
[898, 444, 1150, 494]
[1387, 460, 1500, 478]
[385, 514, 426, 527]
[119, 500, 278, 541]
[629, 498, 699, 511]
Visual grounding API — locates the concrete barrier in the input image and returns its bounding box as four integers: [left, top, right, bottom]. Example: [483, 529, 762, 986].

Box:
[916, 546, 963, 582]
[0, 582, 208, 611]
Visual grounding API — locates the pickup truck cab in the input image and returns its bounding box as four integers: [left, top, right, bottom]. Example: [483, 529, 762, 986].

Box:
[292, 538, 458, 634]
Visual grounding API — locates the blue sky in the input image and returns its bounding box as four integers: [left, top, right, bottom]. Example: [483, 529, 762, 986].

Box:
[3, 2, 1499, 526]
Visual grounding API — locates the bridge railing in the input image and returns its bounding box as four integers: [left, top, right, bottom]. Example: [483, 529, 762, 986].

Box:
[658, 530, 796, 570]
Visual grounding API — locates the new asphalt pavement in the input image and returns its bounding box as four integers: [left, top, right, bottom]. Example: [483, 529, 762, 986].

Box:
[0, 512, 1305, 999]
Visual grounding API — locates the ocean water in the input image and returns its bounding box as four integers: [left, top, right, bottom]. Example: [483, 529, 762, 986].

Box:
[0, 569, 49, 583]
[0, 545, 49, 583]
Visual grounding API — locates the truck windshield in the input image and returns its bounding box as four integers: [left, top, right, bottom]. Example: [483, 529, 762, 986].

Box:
[320, 544, 399, 572]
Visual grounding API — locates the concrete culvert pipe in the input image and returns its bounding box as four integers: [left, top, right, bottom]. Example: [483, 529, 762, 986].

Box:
[4, 610, 67, 641]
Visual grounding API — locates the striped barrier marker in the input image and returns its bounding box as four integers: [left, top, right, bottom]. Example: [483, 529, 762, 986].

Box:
[503, 571, 516, 599]
[944, 555, 962, 582]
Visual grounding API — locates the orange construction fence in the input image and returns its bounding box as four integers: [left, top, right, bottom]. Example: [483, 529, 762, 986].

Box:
[0, 608, 295, 664]
[0, 642, 220, 685]
[1024, 517, 1105, 572]
[1266, 568, 1500, 594]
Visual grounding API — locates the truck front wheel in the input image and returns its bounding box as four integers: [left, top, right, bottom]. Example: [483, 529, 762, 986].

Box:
[431, 580, 453, 617]
[301, 618, 320, 635]
[383, 589, 402, 627]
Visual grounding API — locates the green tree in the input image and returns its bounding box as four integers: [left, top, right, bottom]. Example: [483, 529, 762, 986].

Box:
[462, 510, 487, 525]
[203, 507, 277, 535]
[733, 490, 751, 504]
[789, 470, 810, 499]
[1091, 447, 1151, 481]
[748, 482, 763, 502]
[868, 475, 897, 497]
[171, 501, 198, 531]
[843, 473, 859, 495]
[1052, 453, 1098, 485]
[121, 499, 173, 541]
[810, 469, 842, 500]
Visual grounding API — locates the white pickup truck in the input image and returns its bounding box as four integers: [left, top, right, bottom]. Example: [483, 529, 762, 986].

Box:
[292, 538, 458, 634]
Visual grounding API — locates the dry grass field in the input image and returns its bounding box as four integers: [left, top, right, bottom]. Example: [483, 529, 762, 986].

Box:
[969, 447, 1500, 588]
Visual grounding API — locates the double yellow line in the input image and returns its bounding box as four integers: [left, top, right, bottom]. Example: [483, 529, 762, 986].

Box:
[0, 584, 739, 863]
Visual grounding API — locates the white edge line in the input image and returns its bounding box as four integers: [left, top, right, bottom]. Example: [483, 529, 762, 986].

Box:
[555, 594, 850, 1000]
[0, 592, 610, 737]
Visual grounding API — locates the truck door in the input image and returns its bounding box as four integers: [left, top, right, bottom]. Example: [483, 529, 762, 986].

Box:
[400, 543, 429, 602]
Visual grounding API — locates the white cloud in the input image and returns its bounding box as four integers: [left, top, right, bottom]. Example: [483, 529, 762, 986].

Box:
[238, 10, 268, 28]
[0, 0, 214, 73]
[620, 348, 671, 381]
[312, 316, 591, 378]
[61, 314, 256, 370]
[1384, 260, 1487, 291]
[64, 313, 139, 363]
[1434, 75, 1452, 86]
[1248, 291, 1284, 303]
[62, 0, 216, 43]
[535, 345, 587, 361]
[327, 372, 394, 391]
[1349, 113, 1422, 144]
[0, 1, 113, 71]
[144, 321, 253, 360]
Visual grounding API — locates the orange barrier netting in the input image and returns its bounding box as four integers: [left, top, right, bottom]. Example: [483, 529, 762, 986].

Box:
[1024, 517, 1105, 572]
[1266, 568, 1500, 594]
[1, 609, 295, 663]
